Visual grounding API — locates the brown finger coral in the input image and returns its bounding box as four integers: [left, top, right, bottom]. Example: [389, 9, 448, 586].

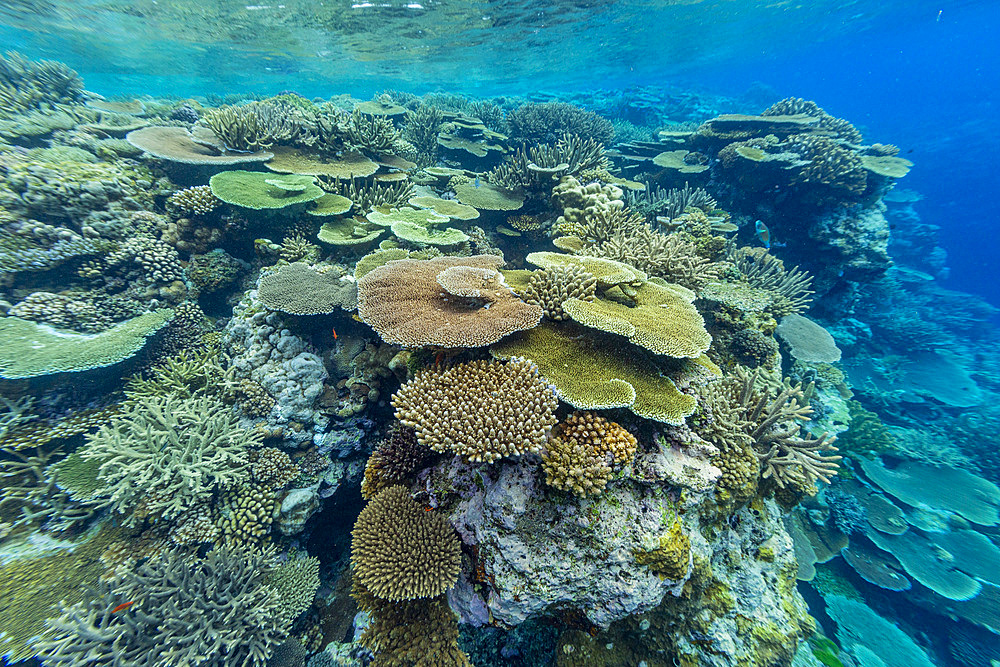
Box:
[541, 411, 637, 497]
[357, 255, 543, 348]
[392, 359, 558, 464]
[350, 486, 462, 602]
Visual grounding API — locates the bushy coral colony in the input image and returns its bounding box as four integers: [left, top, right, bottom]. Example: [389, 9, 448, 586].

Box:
[0, 50, 996, 667]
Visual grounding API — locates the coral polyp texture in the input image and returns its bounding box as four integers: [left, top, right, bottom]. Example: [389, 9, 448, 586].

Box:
[351, 485, 462, 601]
[392, 358, 558, 463]
[357, 255, 543, 348]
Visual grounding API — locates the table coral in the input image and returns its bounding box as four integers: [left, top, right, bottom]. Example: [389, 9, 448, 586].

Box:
[357, 255, 542, 348]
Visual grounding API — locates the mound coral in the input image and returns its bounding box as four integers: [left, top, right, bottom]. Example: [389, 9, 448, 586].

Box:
[357, 255, 542, 348]
[351, 485, 462, 601]
[392, 359, 558, 463]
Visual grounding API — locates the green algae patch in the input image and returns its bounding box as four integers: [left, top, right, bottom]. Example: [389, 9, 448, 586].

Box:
[209, 170, 324, 210]
[0, 310, 173, 380]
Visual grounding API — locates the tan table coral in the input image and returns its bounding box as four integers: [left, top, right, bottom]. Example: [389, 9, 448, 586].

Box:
[357, 255, 542, 348]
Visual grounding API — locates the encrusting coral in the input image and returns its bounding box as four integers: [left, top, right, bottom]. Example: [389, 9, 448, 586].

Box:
[392, 359, 558, 464]
[351, 485, 462, 602]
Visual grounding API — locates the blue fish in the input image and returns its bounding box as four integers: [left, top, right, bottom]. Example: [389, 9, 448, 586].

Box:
[474, 175, 481, 188]
[755, 220, 771, 249]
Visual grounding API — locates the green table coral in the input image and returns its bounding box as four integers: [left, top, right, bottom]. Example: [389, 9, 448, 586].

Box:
[562, 280, 712, 359]
[308, 193, 354, 216]
[408, 195, 480, 221]
[454, 182, 524, 211]
[0, 310, 172, 379]
[317, 218, 385, 246]
[366, 206, 450, 227]
[491, 322, 697, 424]
[209, 170, 324, 210]
[390, 221, 469, 246]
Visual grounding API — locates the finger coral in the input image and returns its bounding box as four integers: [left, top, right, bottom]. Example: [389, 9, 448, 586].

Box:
[351, 485, 462, 601]
[520, 265, 598, 321]
[357, 255, 542, 348]
[392, 358, 558, 463]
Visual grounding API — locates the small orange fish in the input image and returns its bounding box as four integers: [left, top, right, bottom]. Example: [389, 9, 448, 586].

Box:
[331, 327, 338, 340]
[111, 601, 135, 613]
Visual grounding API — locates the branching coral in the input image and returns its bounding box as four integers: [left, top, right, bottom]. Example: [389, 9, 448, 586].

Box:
[318, 176, 414, 210]
[731, 247, 814, 315]
[581, 226, 723, 291]
[362, 424, 433, 500]
[506, 102, 614, 144]
[626, 182, 717, 223]
[202, 99, 304, 151]
[346, 108, 400, 153]
[541, 412, 637, 497]
[167, 184, 222, 216]
[762, 97, 863, 144]
[695, 367, 840, 496]
[351, 485, 462, 601]
[0, 50, 83, 115]
[392, 359, 558, 463]
[80, 393, 257, 524]
[38, 544, 290, 667]
[520, 265, 598, 321]
[487, 133, 607, 191]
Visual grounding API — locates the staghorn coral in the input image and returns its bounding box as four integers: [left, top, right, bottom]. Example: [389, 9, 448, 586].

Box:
[626, 182, 717, 223]
[784, 133, 866, 196]
[487, 133, 607, 192]
[351, 485, 462, 601]
[347, 108, 400, 153]
[731, 246, 814, 315]
[582, 226, 723, 291]
[541, 411, 637, 497]
[37, 544, 290, 667]
[506, 101, 614, 144]
[202, 99, 304, 151]
[278, 233, 321, 264]
[362, 424, 434, 500]
[393, 359, 558, 464]
[402, 104, 445, 166]
[167, 184, 222, 216]
[520, 265, 598, 321]
[0, 50, 83, 115]
[318, 175, 414, 210]
[695, 367, 840, 496]
[80, 393, 257, 524]
[357, 255, 542, 349]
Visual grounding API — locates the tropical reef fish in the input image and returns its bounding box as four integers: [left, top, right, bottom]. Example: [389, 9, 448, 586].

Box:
[111, 601, 136, 613]
[755, 220, 771, 248]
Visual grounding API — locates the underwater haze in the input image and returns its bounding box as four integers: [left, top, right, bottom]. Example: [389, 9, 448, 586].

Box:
[0, 1, 998, 667]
